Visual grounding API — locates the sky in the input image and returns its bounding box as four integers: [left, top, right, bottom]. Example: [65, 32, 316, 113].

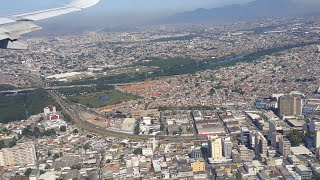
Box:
[0, 0, 256, 28]
[1, 0, 319, 16]
[0, 0, 319, 28]
[0, 0, 255, 16]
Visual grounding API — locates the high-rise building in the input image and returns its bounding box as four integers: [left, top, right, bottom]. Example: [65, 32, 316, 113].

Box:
[254, 131, 268, 157]
[270, 132, 280, 149]
[190, 158, 205, 172]
[191, 149, 203, 159]
[208, 136, 222, 159]
[238, 145, 255, 162]
[43, 105, 57, 116]
[249, 132, 256, 149]
[147, 138, 158, 151]
[267, 147, 276, 158]
[0, 142, 37, 167]
[222, 137, 232, 158]
[296, 165, 312, 180]
[310, 119, 320, 132]
[241, 127, 250, 147]
[279, 95, 302, 116]
[279, 137, 291, 157]
[315, 130, 320, 149]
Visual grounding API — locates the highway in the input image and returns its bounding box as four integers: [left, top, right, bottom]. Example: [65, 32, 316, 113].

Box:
[23, 75, 207, 141]
[50, 89, 207, 141]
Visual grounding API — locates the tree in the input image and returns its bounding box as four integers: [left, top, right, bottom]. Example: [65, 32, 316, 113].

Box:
[53, 153, 60, 160]
[34, 127, 40, 134]
[60, 126, 67, 132]
[24, 168, 32, 177]
[42, 129, 56, 137]
[73, 129, 79, 134]
[236, 172, 242, 180]
[133, 148, 142, 155]
[71, 164, 81, 170]
[22, 128, 29, 136]
[119, 155, 124, 162]
[83, 143, 91, 151]
[160, 119, 165, 131]
[134, 123, 140, 135]
[0, 140, 4, 150]
[62, 111, 72, 123]
[209, 88, 216, 95]
[38, 116, 44, 122]
[287, 130, 304, 146]
[8, 140, 16, 148]
[86, 134, 93, 138]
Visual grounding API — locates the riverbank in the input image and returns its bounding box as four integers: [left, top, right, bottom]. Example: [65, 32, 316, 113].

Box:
[53, 41, 320, 86]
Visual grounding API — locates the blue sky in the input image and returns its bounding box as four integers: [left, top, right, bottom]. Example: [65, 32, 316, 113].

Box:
[0, 0, 318, 27]
[0, 0, 256, 26]
[1, 0, 318, 16]
[0, 0, 254, 16]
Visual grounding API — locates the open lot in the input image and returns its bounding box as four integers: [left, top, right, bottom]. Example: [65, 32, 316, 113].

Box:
[70, 91, 141, 108]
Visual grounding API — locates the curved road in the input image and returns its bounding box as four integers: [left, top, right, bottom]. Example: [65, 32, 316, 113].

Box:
[49, 89, 207, 142]
[27, 73, 207, 141]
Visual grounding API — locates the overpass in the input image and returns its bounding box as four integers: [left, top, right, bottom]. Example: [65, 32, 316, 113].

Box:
[26, 76, 208, 142]
[50, 89, 207, 141]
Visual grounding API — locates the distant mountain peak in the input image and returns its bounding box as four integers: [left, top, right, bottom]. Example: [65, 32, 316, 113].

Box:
[164, 0, 318, 24]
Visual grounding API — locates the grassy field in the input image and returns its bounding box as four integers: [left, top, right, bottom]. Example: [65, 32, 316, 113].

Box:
[70, 91, 141, 108]
[96, 66, 156, 79]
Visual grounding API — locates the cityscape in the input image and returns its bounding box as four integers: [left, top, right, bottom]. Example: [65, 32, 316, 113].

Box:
[1, 1, 320, 180]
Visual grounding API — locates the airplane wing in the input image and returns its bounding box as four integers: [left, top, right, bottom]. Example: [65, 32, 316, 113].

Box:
[0, 0, 100, 50]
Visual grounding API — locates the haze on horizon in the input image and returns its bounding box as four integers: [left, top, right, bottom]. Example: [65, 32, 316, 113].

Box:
[1, 0, 320, 30]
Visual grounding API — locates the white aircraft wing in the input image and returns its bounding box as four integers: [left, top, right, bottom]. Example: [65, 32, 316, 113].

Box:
[0, 0, 100, 50]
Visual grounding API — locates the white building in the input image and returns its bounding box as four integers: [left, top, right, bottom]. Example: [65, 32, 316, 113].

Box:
[315, 130, 320, 148]
[42, 119, 67, 131]
[310, 120, 320, 132]
[43, 105, 56, 116]
[142, 148, 153, 156]
[0, 142, 37, 167]
[208, 136, 222, 159]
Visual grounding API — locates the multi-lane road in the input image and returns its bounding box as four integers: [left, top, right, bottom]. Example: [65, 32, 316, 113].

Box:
[27, 73, 207, 141]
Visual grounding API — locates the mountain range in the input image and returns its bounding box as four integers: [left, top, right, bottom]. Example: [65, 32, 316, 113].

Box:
[166, 0, 320, 23]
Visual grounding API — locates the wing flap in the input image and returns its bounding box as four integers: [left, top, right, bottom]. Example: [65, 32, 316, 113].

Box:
[0, 22, 42, 49]
[0, 0, 100, 49]
[0, 39, 28, 50]
[0, 22, 42, 38]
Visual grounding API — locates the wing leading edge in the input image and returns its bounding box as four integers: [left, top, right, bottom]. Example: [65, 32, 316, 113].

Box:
[0, 0, 100, 50]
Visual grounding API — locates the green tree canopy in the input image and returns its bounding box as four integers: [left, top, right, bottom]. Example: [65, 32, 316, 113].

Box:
[60, 126, 67, 132]
[133, 148, 142, 155]
[287, 130, 304, 146]
[24, 168, 32, 177]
